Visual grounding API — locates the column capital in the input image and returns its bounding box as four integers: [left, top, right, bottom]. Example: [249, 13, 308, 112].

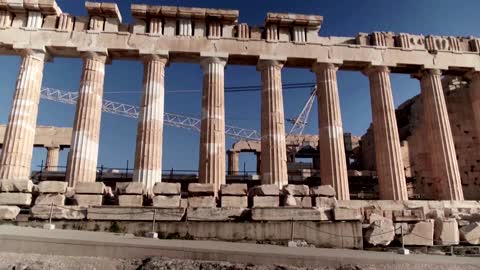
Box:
[411, 68, 442, 80]
[80, 51, 109, 64]
[362, 65, 390, 77]
[311, 62, 339, 73]
[141, 54, 169, 65]
[200, 56, 227, 70]
[465, 70, 480, 81]
[256, 59, 284, 71]
[17, 48, 50, 62]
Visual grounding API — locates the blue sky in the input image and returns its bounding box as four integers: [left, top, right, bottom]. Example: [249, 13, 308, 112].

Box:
[0, 0, 479, 172]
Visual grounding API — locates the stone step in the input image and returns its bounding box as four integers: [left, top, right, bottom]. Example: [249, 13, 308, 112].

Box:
[87, 206, 185, 221]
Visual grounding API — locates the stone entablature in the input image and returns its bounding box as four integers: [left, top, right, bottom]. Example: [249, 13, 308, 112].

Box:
[0, 1, 478, 72]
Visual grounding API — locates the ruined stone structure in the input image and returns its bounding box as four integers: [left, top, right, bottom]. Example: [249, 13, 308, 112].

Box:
[362, 77, 480, 200]
[0, 0, 479, 202]
[0, 125, 71, 172]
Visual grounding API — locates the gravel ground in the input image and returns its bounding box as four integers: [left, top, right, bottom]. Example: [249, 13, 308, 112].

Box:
[0, 252, 479, 270]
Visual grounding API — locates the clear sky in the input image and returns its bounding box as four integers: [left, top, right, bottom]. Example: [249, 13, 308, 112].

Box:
[0, 0, 479, 173]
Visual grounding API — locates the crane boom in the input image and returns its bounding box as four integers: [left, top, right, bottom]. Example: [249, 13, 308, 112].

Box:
[287, 87, 317, 136]
[40, 87, 261, 141]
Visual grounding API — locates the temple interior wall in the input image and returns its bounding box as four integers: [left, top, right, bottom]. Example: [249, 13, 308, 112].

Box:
[360, 79, 480, 200]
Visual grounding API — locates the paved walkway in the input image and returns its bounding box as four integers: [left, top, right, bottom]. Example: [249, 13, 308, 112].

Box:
[0, 225, 478, 268]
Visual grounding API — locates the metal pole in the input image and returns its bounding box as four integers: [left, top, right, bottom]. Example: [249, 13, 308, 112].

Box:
[152, 209, 156, 233]
[401, 224, 405, 250]
[48, 202, 54, 224]
[290, 218, 294, 241]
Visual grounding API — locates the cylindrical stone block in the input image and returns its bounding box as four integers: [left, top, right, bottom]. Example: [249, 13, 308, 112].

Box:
[45, 147, 60, 172]
[364, 66, 408, 200]
[257, 60, 288, 188]
[133, 55, 168, 191]
[198, 57, 227, 195]
[227, 150, 239, 176]
[420, 69, 464, 200]
[0, 50, 45, 180]
[312, 63, 350, 200]
[66, 52, 106, 187]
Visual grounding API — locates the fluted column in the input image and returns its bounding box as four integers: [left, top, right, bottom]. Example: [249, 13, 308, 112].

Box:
[227, 150, 239, 175]
[66, 52, 106, 187]
[45, 147, 60, 172]
[257, 59, 288, 188]
[133, 55, 168, 190]
[198, 56, 227, 195]
[467, 71, 480, 145]
[0, 49, 45, 180]
[312, 63, 350, 200]
[419, 69, 464, 200]
[364, 66, 408, 200]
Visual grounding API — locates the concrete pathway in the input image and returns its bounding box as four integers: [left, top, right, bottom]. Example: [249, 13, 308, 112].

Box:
[0, 225, 478, 268]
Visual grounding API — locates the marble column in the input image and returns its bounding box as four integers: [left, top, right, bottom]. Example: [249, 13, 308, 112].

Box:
[45, 147, 60, 172]
[198, 57, 227, 195]
[65, 52, 106, 187]
[364, 66, 408, 200]
[419, 69, 464, 200]
[227, 150, 239, 176]
[312, 63, 350, 200]
[0, 49, 45, 180]
[133, 55, 168, 190]
[257, 59, 288, 188]
[467, 71, 480, 146]
[255, 151, 261, 175]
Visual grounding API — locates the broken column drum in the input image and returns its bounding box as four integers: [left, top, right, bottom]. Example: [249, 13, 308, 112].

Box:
[66, 52, 107, 187]
[133, 55, 168, 190]
[0, 49, 45, 180]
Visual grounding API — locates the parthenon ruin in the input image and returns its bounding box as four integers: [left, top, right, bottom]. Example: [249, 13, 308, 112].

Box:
[0, 0, 480, 251]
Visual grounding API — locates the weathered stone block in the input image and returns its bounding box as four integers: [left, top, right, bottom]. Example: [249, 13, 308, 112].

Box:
[283, 184, 309, 196]
[460, 221, 480, 245]
[188, 196, 215, 208]
[315, 197, 338, 209]
[221, 196, 248, 208]
[116, 182, 144, 195]
[401, 220, 434, 246]
[0, 206, 20, 220]
[284, 195, 312, 208]
[37, 181, 67, 194]
[188, 183, 214, 196]
[34, 194, 65, 206]
[220, 184, 247, 196]
[434, 218, 459, 245]
[30, 205, 86, 220]
[334, 208, 363, 221]
[393, 207, 425, 222]
[152, 182, 181, 195]
[252, 208, 331, 221]
[118, 195, 143, 207]
[249, 185, 280, 196]
[0, 179, 33, 192]
[365, 217, 395, 246]
[187, 207, 247, 221]
[152, 195, 181, 208]
[253, 196, 279, 207]
[73, 16, 88, 31]
[0, 192, 32, 206]
[310, 185, 336, 197]
[75, 182, 105, 194]
[87, 207, 185, 221]
[74, 194, 103, 206]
